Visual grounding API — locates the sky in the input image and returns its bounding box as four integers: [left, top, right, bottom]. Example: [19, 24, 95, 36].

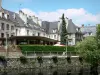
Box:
[2, 0, 100, 26]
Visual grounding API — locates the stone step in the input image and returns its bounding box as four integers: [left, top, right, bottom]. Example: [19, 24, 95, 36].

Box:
[0, 46, 6, 52]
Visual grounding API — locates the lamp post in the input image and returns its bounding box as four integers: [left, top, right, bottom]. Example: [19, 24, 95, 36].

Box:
[65, 35, 68, 56]
[6, 32, 8, 57]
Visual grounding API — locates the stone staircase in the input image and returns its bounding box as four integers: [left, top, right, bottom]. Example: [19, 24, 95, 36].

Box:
[0, 45, 23, 58]
[0, 46, 6, 52]
[0, 46, 6, 56]
[8, 45, 21, 52]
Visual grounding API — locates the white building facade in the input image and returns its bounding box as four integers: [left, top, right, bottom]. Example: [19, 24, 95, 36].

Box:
[0, 0, 83, 46]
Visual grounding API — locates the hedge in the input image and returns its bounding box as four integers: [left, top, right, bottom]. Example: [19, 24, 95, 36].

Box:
[18, 45, 75, 53]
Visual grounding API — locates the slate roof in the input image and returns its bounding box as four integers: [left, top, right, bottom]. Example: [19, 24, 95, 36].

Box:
[67, 19, 78, 33]
[49, 21, 58, 34]
[58, 19, 80, 34]
[0, 8, 45, 32]
[42, 19, 80, 34]
[81, 26, 96, 35]
[0, 8, 26, 27]
[0, 8, 81, 34]
[42, 21, 58, 34]
[42, 21, 50, 33]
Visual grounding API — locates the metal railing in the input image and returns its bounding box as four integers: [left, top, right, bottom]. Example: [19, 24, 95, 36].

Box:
[23, 51, 79, 57]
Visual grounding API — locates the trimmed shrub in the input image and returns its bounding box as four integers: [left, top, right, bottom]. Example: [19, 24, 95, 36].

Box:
[66, 56, 71, 64]
[19, 56, 27, 64]
[52, 56, 58, 64]
[0, 56, 7, 67]
[37, 56, 43, 67]
[38, 72, 43, 75]
[53, 71, 58, 75]
[79, 56, 83, 65]
[18, 45, 75, 53]
[0, 56, 6, 62]
[20, 72, 27, 75]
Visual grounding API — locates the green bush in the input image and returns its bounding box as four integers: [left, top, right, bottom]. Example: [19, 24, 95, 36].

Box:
[79, 56, 83, 65]
[37, 56, 43, 67]
[18, 45, 75, 53]
[52, 56, 58, 64]
[19, 56, 27, 64]
[0, 56, 7, 67]
[0, 56, 6, 62]
[66, 56, 71, 64]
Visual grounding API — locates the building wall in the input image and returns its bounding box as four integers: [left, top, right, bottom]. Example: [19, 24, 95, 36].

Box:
[81, 25, 96, 38]
[0, 7, 83, 46]
[0, 0, 1, 10]
[0, 20, 15, 38]
[68, 34, 75, 45]
[49, 34, 58, 40]
[15, 26, 46, 38]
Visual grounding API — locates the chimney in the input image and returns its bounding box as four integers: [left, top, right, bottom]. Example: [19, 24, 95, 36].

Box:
[66, 17, 68, 19]
[13, 13, 16, 19]
[19, 10, 27, 24]
[82, 24, 84, 27]
[0, 0, 2, 10]
[70, 19, 72, 21]
[35, 17, 38, 24]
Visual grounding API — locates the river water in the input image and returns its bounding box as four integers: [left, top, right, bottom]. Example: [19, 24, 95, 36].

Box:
[0, 68, 99, 75]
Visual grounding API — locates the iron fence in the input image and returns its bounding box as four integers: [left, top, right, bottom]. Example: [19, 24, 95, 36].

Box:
[23, 51, 79, 57]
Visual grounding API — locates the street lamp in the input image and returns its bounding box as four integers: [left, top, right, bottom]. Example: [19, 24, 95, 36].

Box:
[5, 32, 8, 57]
[65, 35, 68, 56]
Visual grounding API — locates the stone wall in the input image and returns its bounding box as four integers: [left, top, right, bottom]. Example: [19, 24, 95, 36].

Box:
[0, 57, 90, 70]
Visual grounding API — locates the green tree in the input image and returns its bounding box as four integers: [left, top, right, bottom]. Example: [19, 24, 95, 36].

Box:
[96, 24, 100, 49]
[19, 56, 27, 64]
[76, 36, 97, 53]
[60, 13, 67, 45]
[76, 36, 100, 73]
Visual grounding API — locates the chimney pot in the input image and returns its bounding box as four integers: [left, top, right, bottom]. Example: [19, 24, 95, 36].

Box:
[82, 24, 84, 27]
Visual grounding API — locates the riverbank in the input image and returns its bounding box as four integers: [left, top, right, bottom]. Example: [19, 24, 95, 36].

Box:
[0, 67, 97, 75]
[0, 57, 90, 71]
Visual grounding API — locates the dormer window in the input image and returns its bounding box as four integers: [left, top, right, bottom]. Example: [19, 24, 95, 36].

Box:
[76, 28, 80, 32]
[89, 32, 92, 35]
[13, 13, 16, 19]
[2, 13, 4, 17]
[27, 30, 29, 35]
[7, 15, 9, 19]
[52, 29, 57, 33]
[77, 28, 80, 32]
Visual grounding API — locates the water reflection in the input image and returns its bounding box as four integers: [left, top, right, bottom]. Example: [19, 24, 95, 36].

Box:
[1, 72, 7, 75]
[67, 69, 71, 75]
[19, 72, 27, 75]
[78, 68, 83, 75]
[53, 71, 58, 75]
[0, 68, 99, 75]
[90, 70, 98, 75]
[38, 72, 43, 75]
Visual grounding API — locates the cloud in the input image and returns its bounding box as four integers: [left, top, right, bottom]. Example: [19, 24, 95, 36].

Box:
[20, 8, 100, 25]
[11, 0, 32, 2]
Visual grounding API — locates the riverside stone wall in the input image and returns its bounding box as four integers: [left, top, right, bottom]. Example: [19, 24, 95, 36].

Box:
[0, 57, 90, 70]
